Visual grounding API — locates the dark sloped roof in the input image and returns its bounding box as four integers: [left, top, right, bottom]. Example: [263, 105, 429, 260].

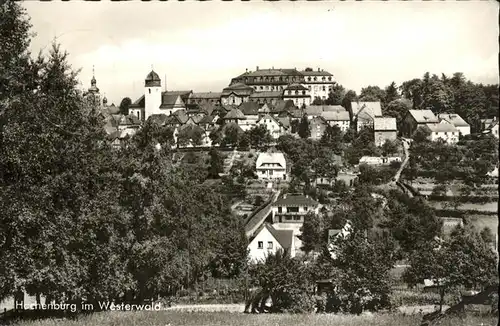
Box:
[266, 224, 294, 250]
[148, 114, 170, 125]
[249, 91, 283, 98]
[199, 114, 217, 125]
[221, 122, 244, 134]
[239, 101, 260, 115]
[130, 95, 145, 108]
[191, 92, 222, 99]
[284, 83, 308, 91]
[300, 70, 334, 77]
[223, 108, 246, 120]
[273, 194, 319, 207]
[172, 109, 189, 124]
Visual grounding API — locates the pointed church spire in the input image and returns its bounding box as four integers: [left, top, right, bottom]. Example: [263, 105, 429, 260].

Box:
[91, 65, 96, 86]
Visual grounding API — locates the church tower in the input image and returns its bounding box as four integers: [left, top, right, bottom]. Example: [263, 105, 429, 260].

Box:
[144, 69, 162, 121]
[85, 65, 101, 107]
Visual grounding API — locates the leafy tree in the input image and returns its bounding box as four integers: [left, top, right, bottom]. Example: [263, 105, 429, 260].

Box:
[248, 250, 315, 313]
[248, 124, 272, 148]
[299, 212, 324, 254]
[320, 125, 343, 154]
[403, 225, 497, 312]
[207, 148, 224, 178]
[298, 114, 311, 139]
[325, 83, 346, 105]
[222, 124, 241, 147]
[359, 86, 386, 103]
[341, 90, 358, 128]
[119, 97, 132, 115]
[384, 82, 400, 105]
[237, 131, 250, 150]
[412, 126, 431, 143]
[381, 139, 398, 155]
[312, 97, 323, 105]
[209, 129, 222, 146]
[383, 99, 411, 127]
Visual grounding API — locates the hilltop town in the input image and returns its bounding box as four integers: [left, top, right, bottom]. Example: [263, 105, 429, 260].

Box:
[1, 1, 499, 326]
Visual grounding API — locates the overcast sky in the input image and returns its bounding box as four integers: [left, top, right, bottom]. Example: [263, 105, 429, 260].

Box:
[24, 1, 499, 105]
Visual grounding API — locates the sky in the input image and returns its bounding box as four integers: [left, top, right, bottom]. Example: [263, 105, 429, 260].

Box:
[24, 1, 499, 105]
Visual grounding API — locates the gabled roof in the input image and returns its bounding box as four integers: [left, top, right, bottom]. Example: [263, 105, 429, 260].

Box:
[374, 117, 397, 131]
[222, 83, 254, 96]
[172, 109, 189, 124]
[351, 102, 382, 119]
[223, 108, 246, 120]
[239, 101, 260, 115]
[321, 111, 350, 121]
[257, 114, 279, 125]
[149, 114, 173, 125]
[425, 123, 458, 133]
[273, 99, 296, 113]
[289, 108, 304, 118]
[311, 116, 329, 126]
[438, 113, 469, 127]
[238, 68, 302, 78]
[277, 117, 291, 129]
[199, 114, 218, 125]
[256, 152, 286, 168]
[190, 92, 222, 99]
[221, 122, 244, 134]
[259, 103, 272, 113]
[189, 114, 205, 124]
[408, 109, 439, 124]
[274, 194, 319, 207]
[252, 223, 294, 251]
[130, 95, 145, 108]
[249, 91, 283, 98]
[160, 94, 183, 109]
[198, 101, 217, 115]
[305, 106, 324, 116]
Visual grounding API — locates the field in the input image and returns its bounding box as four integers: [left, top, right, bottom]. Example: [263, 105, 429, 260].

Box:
[10, 311, 499, 326]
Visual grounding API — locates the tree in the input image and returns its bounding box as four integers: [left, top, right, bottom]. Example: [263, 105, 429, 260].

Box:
[359, 86, 386, 103]
[412, 126, 431, 143]
[298, 114, 311, 139]
[320, 125, 343, 154]
[403, 225, 497, 312]
[312, 97, 323, 105]
[384, 82, 400, 105]
[325, 83, 346, 105]
[381, 139, 398, 156]
[119, 97, 132, 115]
[207, 148, 224, 178]
[342, 90, 357, 128]
[299, 212, 324, 254]
[248, 125, 272, 148]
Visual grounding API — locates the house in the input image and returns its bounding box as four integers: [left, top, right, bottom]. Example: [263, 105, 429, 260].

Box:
[129, 70, 189, 121]
[256, 152, 287, 180]
[256, 114, 287, 139]
[220, 82, 254, 106]
[222, 108, 246, 127]
[424, 122, 459, 144]
[247, 223, 296, 262]
[310, 116, 329, 140]
[373, 117, 397, 147]
[249, 91, 282, 106]
[271, 194, 320, 224]
[351, 101, 382, 132]
[438, 113, 470, 136]
[189, 92, 222, 105]
[239, 102, 260, 131]
[483, 118, 499, 139]
[359, 156, 401, 165]
[282, 83, 311, 107]
[320, 110, 350, 132]
[336, 171, 359, 187]
[401, 109, 439, 137]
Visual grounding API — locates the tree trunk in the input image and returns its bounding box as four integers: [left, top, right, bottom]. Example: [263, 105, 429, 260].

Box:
[439, 288, 445, 313]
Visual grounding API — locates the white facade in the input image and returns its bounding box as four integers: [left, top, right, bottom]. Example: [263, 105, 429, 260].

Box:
[257, 115, 285, 139]
[256, 152, 287, 180]
[491, 124, 499, 139]
[144, 85, 162, 121]
[248, 226, 286, 263]
[240, 115, 258, 131]
[427, 122, 459, 144]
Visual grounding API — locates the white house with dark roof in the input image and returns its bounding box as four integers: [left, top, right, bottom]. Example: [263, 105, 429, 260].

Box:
[374, 117, 397, 147]
[402, 109, 440, 137]
[424, 122, 459, 144]
[239, 102, 260, 131]
[320, 110, 350, 132]
[247, 223, 296, 262]
[256, 114, 287, 139]
[438, 113, 470, 136]
[271, 194, 320, 224]
[256, 152, 287, 180]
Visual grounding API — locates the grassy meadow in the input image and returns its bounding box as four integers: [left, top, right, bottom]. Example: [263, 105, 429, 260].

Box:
[11, 311, 499, 326]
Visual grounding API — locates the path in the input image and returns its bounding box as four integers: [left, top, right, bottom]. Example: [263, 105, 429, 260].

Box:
[222, 148, 238, 175]
[393, 138, 410, 184]
[244, 189, 281, 238]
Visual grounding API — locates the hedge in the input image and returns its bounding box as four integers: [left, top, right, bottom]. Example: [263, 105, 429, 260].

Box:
[434, 209, 498, 218]
[427, 195, 499, 204]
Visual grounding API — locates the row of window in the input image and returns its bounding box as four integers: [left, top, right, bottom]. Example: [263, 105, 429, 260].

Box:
[244, 76, 333, 83]
[257, 241, 273, 249]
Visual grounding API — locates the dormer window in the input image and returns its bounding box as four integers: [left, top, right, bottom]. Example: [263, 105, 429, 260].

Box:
[322, 77, 325, 81]
[314, 77, 317, 81]
[328, 77, 332, 81]
[308, 77, 311, 81]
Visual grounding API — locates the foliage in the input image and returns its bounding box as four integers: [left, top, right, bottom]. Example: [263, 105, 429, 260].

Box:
[359, 85, 386, 103]
[119, 97, 132, 116]
[247, 125, 272, 148]
[249, 250, 315, 313]
[207, 148, 224, 178]
[299, 212, 324, 254]
[298, 114, 311, 139]
[381, 139, 399, 156]
[319, 125, 343, 154]
[403, 225, 498, 311]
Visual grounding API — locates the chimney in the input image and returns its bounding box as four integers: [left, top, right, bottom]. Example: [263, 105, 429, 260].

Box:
[283, 194, 287, 199]
[256, 66, 259, 71]
[305, 194, 309, 198]
[246, 68, 248, 73]
[318, 67, 320, 72]
[272, 66, 274, 69]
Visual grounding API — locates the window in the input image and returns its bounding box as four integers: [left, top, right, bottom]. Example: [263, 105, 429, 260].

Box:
[278, 207, 282, 213]
[294, 216, 301, 221]
[322, 86, 326, 91]
[328, 77, 332, 81]
[322, 77, 325, 81]
[314, 77, 317, 81]
[287, 207, 299, 213]
[258, 241, 263, 249]
[302, 90, 306, 95]
[267, 241, 273, 249]
[148, 88, 151, 94]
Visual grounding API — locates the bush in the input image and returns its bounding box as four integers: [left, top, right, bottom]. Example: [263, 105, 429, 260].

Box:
[248, 153, 254, 158]
[272, 290, 316, 313]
